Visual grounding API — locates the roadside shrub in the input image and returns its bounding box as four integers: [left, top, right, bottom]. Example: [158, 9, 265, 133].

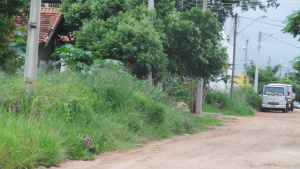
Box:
[240, 86, 262, 110]
[134, 91, 166, 124]
[205, 89, 230, 108]
[161, 74, 189, 102]
[204, 88, 255, 116]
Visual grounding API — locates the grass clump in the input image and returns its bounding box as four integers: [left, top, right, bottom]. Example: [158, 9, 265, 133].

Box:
[0, 69, 221, 168]
[204, 87, 256, 116]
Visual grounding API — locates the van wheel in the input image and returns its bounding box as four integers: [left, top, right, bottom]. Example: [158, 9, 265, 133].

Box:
[291, 103, 294, 111]
[282, 109, 286, 113]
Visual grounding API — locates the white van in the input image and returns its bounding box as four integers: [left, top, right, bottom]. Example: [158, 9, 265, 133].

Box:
[261, 84, 296, 113]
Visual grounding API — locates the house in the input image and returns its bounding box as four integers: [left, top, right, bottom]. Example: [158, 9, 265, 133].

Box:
[12, 6, 65, 70]
[210, 29, 233, 92]
[42, 0, 62, 7]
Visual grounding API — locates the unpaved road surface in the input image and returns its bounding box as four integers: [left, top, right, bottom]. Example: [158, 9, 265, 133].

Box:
[50, 110, 300, 169]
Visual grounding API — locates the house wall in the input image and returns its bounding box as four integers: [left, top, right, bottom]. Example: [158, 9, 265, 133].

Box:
[210, 30, 233, 92]
[38, 36, 56, 69]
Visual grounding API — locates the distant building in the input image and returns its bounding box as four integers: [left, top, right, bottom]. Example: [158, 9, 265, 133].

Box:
[210, 29, 233, 92]
[42, 0, 62, 8]
[11, 7, 67, 70]
[234, 73, 250, 87]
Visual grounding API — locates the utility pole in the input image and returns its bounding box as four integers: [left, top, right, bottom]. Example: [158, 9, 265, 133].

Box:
[181, 0, 183, 10]
[254, 30, 262, 93]
[195, 0, 208, 115]
[202, 0, 207, 11]
[146, 0, 154, 85]
[279, 64, 282, 77]
[268, 56, 271, 67]
[24, 0, 41, 93]
[243, 39, 249, 86]
[230, 13, 238, 99]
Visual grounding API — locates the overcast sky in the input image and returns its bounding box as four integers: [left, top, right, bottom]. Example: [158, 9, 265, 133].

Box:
[224, 0, 300, 77]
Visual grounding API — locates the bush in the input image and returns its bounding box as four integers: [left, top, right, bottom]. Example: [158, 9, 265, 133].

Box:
[240, 86, 262, 110]
[205, 89, 230, 108]
[204, 88, 255, 116]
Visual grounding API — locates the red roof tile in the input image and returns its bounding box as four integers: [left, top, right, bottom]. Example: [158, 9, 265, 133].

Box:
[12, 7, 63, 44]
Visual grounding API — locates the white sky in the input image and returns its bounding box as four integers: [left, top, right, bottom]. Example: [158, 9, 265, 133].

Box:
[224, 0, 300, 77]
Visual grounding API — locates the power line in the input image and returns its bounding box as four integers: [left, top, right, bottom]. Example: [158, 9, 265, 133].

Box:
[239, 16, 285, 28]
[261, 32, 300, 49]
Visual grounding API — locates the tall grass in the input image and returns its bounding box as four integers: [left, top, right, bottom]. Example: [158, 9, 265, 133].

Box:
[0, 69, 221, 168]
[204, 88, 255, 116]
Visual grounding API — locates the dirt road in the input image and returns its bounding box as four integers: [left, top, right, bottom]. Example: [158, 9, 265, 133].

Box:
[50, 110, 300, 169]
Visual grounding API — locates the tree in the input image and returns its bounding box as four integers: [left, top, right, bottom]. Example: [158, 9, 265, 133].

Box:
[0, 0, 28, 74]
[61, 0, 144, 32]
[75, 8, 168, 79]
[282, 9, 300, 83]
[247, 61, 280, 93]
[164, 8, 228, 112]
[282, 9, 300, 41]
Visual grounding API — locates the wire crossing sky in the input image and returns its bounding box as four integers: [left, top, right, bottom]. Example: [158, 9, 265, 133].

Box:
[224, 0, 300, 77]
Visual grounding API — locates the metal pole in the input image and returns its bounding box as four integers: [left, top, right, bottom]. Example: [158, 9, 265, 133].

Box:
[230, 13, 238, 99]
[243, 39, 248, 86]
[254, 30, 261, 93]
[24, 0, 41, 93]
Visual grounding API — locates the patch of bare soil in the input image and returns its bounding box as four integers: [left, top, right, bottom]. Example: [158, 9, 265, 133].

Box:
[49, 110, 300, 169]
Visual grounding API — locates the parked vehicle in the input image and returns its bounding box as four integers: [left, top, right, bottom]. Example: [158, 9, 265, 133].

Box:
[294, 101, 300, 109]
[261, 84, 296, 113]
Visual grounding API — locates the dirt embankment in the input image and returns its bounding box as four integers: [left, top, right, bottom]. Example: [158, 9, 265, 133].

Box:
[49, 110, 300, 169]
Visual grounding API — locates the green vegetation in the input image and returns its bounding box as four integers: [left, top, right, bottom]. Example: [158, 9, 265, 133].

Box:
[282, 9, 300, 41]
[0, 69, 223, 168]
[204, 87, 256, 116]
[0, 0, 28, 74]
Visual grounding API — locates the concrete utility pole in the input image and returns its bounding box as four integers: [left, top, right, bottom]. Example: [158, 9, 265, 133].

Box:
[24, 0, 41, 93]
[202, 0, 207, 11]
[230, 13, 238, 99]
[195, 78, 203, 115]
[279, 60, 282, 77]
[268, 56, 271, 67]
[146, 0, 154, 85]
[195, 0, 208, 115]
[254, 30, 262, 93]
[243, 39, 249, 86]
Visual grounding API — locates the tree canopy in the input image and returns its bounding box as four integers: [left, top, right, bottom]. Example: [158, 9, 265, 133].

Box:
[247, 61, 280, 93]
[165, 8, 227, 78]
[282, 9, 300, 84]
[282, 9, 300, 41]
[0, 0, 28, 74]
